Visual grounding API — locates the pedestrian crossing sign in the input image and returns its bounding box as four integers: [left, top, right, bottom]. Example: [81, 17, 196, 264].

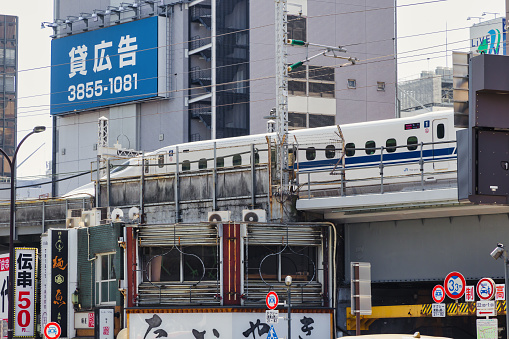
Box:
[266, 325, 278, 339]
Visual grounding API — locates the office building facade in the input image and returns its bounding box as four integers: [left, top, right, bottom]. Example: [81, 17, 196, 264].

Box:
[49, 0, 396, 195]
[0, 15, 17, 178]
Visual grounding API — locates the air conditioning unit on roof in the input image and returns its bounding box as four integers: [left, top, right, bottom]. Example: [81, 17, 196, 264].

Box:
[208, 211, 232, 223]
[242, 209, 266, 222]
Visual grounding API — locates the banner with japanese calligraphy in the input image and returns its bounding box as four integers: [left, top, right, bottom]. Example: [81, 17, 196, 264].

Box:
[0, 254, 9, 322]
[40, 236, 50, 333]
[50, 230, 68, 338]
[128, 311, 332, 339]
[50, 16, 167, 115]
[13, 248, 37, 337]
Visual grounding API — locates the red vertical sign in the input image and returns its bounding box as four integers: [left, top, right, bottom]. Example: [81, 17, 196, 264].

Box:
[222, 223, 241, 305]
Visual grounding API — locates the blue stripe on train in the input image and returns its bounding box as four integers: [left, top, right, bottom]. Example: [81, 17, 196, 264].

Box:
[296, 147, 457, 171]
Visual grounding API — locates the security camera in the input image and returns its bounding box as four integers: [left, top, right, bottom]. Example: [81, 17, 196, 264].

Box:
[491, 243, 505, 260]
[285, 275, 292, 286]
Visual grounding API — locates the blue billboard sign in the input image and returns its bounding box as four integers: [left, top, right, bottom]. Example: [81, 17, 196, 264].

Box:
[51, 16, 165, 115]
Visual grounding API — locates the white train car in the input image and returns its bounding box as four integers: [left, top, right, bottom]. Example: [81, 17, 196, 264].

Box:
[63, 110, 458, 198]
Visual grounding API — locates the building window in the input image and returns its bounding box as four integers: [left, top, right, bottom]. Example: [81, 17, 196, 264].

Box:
[288, 65, 335, 98]
[142, 246, 219, 282]
[347, 79, 356, 89]
[309, 114, 335, 128]
[96, 253, 116, 305]
[377, 81, 385, 91]
[287, 15, 306, 41]
[288, 112, 307, 128]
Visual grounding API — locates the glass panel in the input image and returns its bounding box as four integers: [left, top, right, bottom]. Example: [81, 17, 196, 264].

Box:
[101, 256, 108, 280]
[184, 246, 218, 281]
[158, 155, 164, 168]
[232, 154, 242, 166]
[182, 160, 190, 171]
[309, 114, 334, 128]
[288, 80, 306, 96]
[306, 147, 316, 161]
[101, 282, 108, 303]
[288, 65, 306, 79]
[386, 138, 397, 153]
[96, 282, 99, 305]
[365, 141, 376, 155]
[109, 254, 116, 280]
[345, 143, 355, 157]
[109, 281, 117, 302]
[407, 136, 418, 151]
[437, 123, 445, 139]
[280, 246, 317, 282]
[309, 66, 334, 82]
[199, 158, 207, 169]
[348, 79, 356, 89]
[247, 246, 279, 280]
[289, 113, 306, 128]
[325, 145, 335, 159]
[309, 82, 335, 97]
[287, 15, 306, 41]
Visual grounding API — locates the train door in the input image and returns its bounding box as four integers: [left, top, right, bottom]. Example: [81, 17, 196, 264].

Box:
[432, 119, 448, 170]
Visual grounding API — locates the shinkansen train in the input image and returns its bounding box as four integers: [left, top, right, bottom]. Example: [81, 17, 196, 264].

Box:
[63, 110, 458, 198]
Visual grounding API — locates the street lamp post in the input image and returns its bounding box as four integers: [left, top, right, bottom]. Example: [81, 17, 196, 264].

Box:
[285, 275, 292, 339]
[0, 126, 46, 339]
[490, 243, 509, 339]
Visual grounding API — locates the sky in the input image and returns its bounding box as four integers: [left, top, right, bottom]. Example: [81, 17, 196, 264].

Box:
[2, 0, 507, 180]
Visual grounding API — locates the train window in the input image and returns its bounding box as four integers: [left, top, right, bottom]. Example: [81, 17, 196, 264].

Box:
[199, 158, 207, 169]
[407, 136, 418, 151]
[182, 160, 191, 171]
[325, 145, 335, 159]
[158, 155, 165, 168]
[345, 143, 355, 157]
[306, 147, 316, 161]
[216, 157, 224, 168]
[365, 141, 376, 155]
[233, 154, 242, 166]
[437, 123, 445, 139]
[251, 152, 260, 164]
[386, 138, 397, 153]
[111, 161, 129, 174]
[144, 159, 149, 173]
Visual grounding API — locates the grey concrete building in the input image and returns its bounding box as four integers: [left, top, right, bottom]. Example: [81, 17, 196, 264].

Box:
[48, 0, 396, 196]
